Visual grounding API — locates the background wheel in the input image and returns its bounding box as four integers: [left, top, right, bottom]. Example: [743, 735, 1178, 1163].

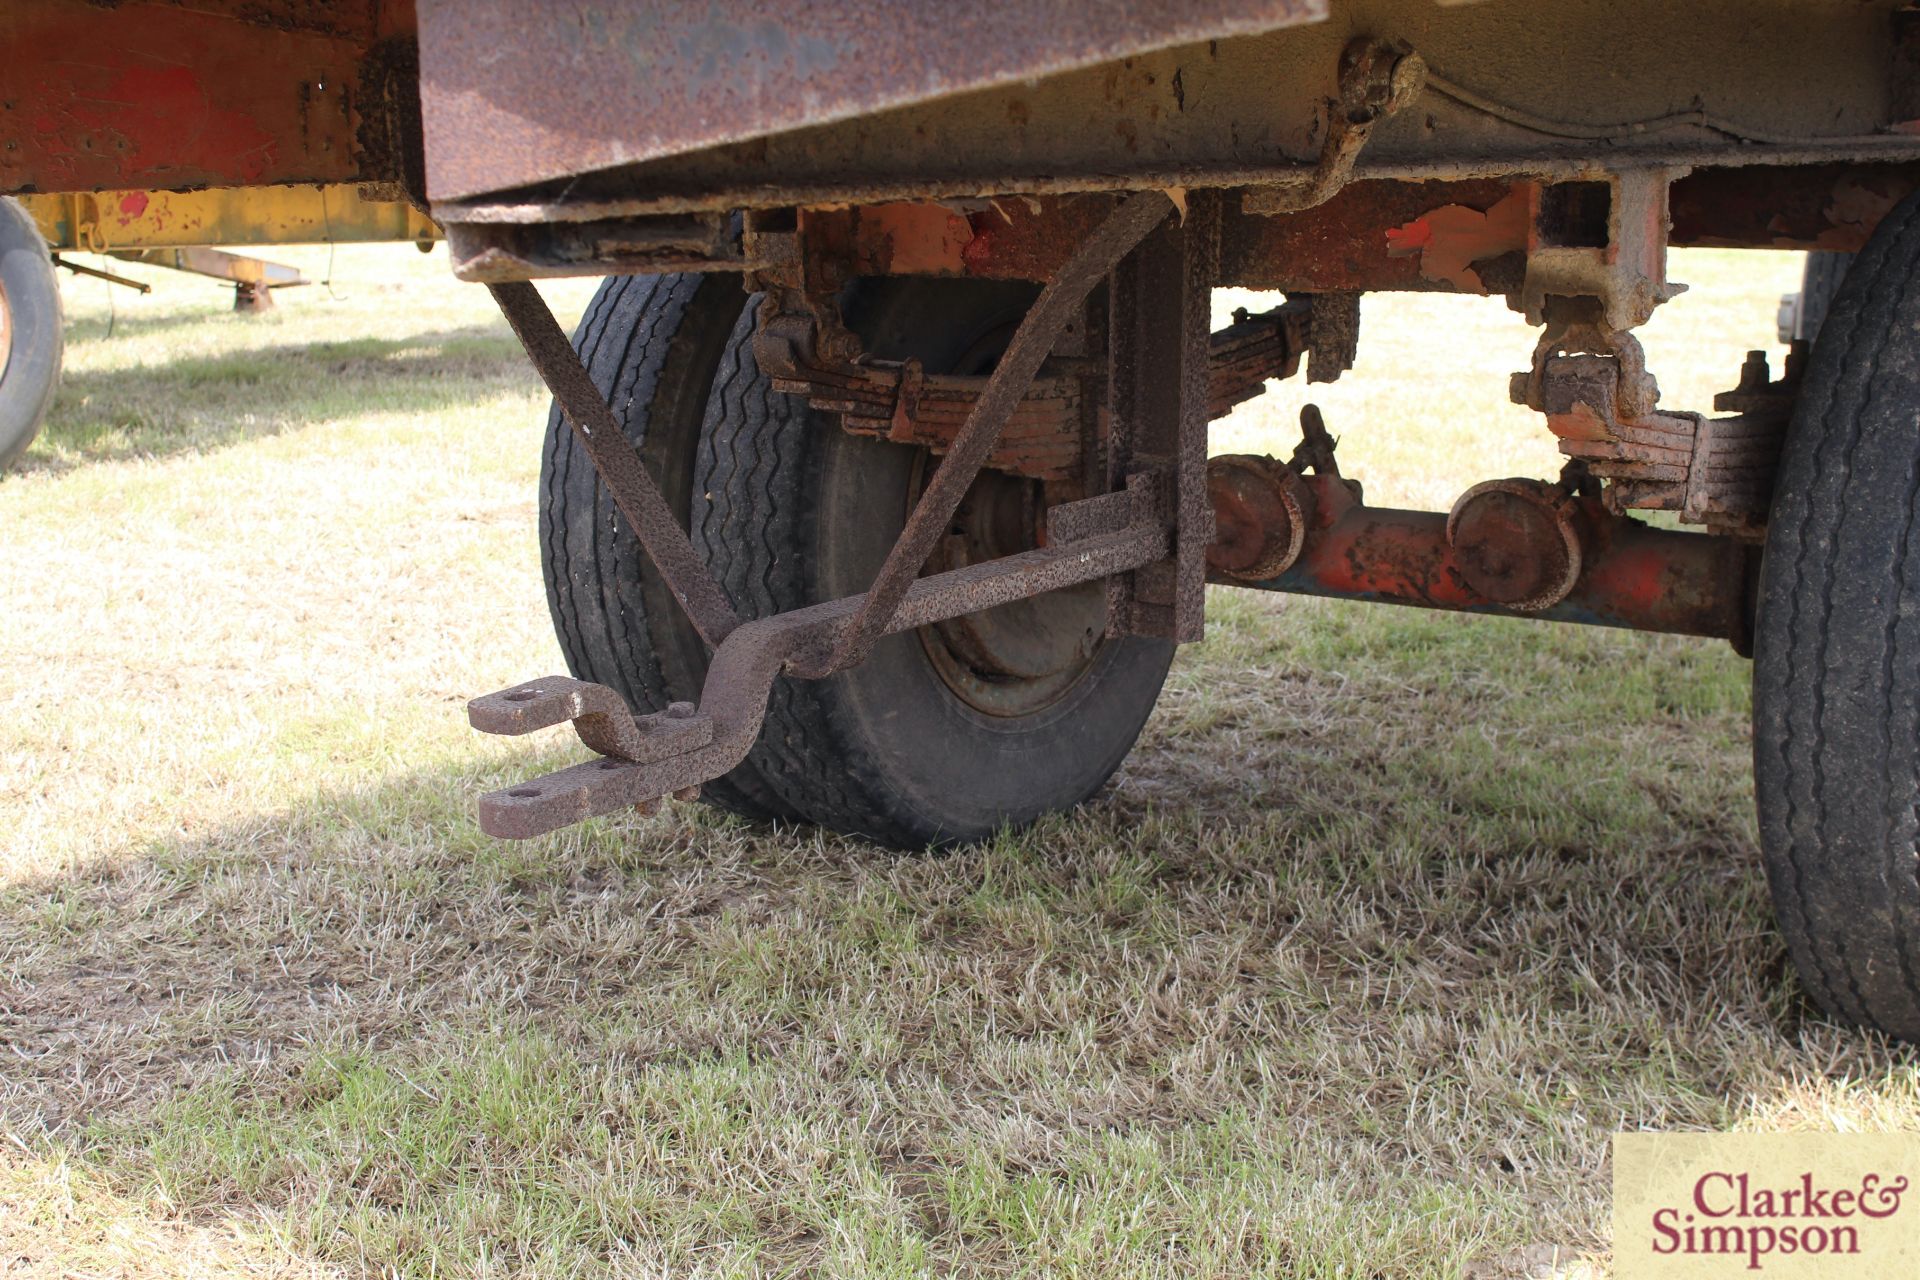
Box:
[693, 279, 1174, 849]
[0, 196, 62, 472]
[1778, 250, 1854, 346]
[539, 273, 799, 822]
[1754, 191, 1920, 1041]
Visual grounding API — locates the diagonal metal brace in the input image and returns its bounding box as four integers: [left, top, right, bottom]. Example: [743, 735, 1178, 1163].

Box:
[474, 197, 1196, 840]
[489, 280, 743, 648]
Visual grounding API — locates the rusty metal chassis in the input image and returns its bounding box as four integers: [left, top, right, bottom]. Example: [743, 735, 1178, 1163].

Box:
[474, 169, 1766, 837]
[452, 29, 1867, 837]
[448, 157, 1901, 536]
[444, 164, 1920, 284]
[1, 1, 1908, 840]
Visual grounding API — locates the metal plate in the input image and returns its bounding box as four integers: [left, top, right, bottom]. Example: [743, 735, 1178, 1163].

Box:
[416, 0, 1326, 201]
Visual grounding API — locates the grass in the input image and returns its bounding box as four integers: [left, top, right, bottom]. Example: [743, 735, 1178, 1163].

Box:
[2, 242, 1916, 1278]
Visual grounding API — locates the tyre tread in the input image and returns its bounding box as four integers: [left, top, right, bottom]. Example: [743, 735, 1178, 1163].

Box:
[1758, 205, 1920, 1038]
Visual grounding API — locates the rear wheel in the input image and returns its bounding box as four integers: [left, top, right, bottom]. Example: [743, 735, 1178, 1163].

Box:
[1754, 190, 1920, 1041]
[0, 196, 61, 472]
[539, 273, 798, 822]
[1779, 250, 1854, 346]
[693, 279, 1174, 848]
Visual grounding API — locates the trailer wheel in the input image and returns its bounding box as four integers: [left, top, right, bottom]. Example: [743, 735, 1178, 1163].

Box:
[539, 273, 800, 823]
[693, 280, 1174, 849]
[0, 197, 61, 472]
[1754, 191, 1920, 1041]
[1778, 251, 1855, 346]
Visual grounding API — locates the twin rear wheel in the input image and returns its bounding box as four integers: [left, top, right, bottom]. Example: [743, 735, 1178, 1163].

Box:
[540, 274, 1171, 849]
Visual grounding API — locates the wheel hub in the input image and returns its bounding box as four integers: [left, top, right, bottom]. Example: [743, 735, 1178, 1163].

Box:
[916, 460, 1105, 717]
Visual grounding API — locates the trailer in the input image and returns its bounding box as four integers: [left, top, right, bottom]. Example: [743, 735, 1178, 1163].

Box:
[0, 185, 438, 468]
[11, 0, 1920, 1041]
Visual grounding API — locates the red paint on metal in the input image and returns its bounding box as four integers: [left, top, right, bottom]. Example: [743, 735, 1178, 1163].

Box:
[116, 192, 150, 221]
[817, 168, 1920, 295]
[1668, 163, 1919, 251]
[1, 0, 374, 195]
[831, 197, 1122, 282]
[857, 204, 974, 275]
[960, 199, 1118, 279]
[1219, 177, 1521, 293]
[1218, 472, 1749, 640]
[23, 60, 282, 188]
[1385, 188, 1531, 291]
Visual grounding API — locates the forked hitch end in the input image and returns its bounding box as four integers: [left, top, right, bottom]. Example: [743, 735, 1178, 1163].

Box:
[469, 676, 713, 838]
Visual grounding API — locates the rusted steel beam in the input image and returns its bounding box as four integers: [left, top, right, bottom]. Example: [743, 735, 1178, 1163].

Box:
[825, 197, 1125, 281]
[1219, 472, 1754, 645]
[446, 214, 741, 282]
[804, 179, 1543, 294]
[1667, 163, 1919, 252]
[432, 157, 1920, 289]
[1107, 192, 1219, 641]
[1222, 178, 1525, 293]
[796, 162, 1920, 298]
[0, 0, 414, 196]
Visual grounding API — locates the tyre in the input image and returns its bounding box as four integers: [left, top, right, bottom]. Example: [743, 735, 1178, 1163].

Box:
[0, 196, 62, 472]
[1778, 251, 1854, 346]
[692, 279, 1175, 849]
[1753, 190, 1920, 1041]
[539, 273, 799, 822]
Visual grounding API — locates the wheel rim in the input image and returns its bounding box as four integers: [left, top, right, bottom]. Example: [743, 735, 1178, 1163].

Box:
[905, 312, 1108, 717]
[912, 453, 1107, 717]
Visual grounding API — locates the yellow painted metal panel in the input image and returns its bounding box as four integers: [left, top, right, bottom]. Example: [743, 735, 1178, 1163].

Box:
[18, 185, 437, 253]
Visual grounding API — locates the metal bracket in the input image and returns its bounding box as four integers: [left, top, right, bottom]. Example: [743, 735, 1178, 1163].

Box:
[489, 279, 744, 648]
[791, 189, 1177, 678]
[1242, 39, 1427, 216]
[1512, 320, 1788, 531]
[1107, 189, 1220, 642]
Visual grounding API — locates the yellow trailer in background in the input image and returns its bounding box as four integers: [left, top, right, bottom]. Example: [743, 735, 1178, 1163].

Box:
[0, 185, 436, 468]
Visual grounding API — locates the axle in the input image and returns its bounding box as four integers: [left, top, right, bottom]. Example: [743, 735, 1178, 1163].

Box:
[1205, 430, 1756, 650]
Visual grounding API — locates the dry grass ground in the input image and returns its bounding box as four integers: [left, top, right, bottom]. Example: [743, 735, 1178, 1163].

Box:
[2, 243, 1916, 1278]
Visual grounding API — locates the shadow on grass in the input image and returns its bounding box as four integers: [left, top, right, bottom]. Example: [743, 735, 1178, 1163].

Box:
[5, 645, 1918, 1274]
[58, 303, 288, 344]
[15, 324, 532, 477]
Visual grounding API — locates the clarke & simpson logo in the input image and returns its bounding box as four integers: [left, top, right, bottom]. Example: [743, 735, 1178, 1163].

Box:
[1615, 1134, 1920, 1278]
[1649, 1169, 1907, 1269]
